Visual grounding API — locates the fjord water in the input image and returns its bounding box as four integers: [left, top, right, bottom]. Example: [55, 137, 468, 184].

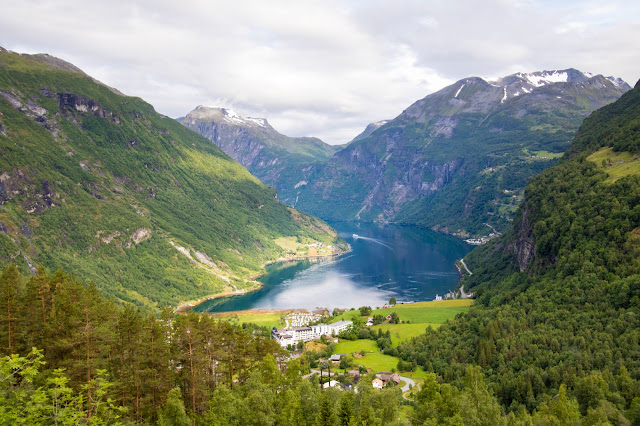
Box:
[194, 222, 472, 313]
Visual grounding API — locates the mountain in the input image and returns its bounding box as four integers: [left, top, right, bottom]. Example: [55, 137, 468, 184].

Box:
[350, 120, 390, 143]
[178, 106, 340, 206]
[397, 79, 640, 421]
[294, 69, 631, 237]
[0, 47, 347, 308]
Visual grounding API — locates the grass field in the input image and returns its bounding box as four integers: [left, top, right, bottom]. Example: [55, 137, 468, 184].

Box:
[331, 299, 473, 377]
[588, 147, 640, 183]
[333, 299, 473, 324]
[334, 338, 432, 377]
[334, 340, 401, 372]
[370, 323, 441, 346]
[213, 310, 285, 329]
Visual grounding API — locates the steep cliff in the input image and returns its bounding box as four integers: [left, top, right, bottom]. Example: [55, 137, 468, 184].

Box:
[295, 69, 631, 237]
[178, 106, 339, 205]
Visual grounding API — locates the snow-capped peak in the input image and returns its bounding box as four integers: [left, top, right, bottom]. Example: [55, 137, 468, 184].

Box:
[606, 76, 625, 87]
[212, 108, 268, 127]
[517, 70, 569, 87]
[246, 117, 268, 127]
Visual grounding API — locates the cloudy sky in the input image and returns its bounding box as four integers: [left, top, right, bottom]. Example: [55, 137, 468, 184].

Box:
[1, 0, 638, 144]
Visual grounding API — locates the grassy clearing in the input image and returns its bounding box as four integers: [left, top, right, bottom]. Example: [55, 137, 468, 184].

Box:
[587, 147, 640, 183]
[331, 300, 473, 377]
[370, 323, 441, 346]
[335, 340, 399, 372]
[334, 337, 432, 377]
[214, 310, 285, 329]
[522, 148, 564, 159]
[334, 299, 473, 324]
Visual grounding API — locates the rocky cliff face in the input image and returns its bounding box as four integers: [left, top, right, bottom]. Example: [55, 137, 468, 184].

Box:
[295, 69, 631, 237]
[179, 106, 339, 205]
[506, 202, 536, 271]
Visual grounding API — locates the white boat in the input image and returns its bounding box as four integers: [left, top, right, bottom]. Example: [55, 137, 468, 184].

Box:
[352, 234, 359, 239]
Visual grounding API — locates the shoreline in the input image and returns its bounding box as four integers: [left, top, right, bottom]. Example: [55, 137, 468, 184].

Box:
[208, 306, 330, 319]
[174, 246, 351, 314]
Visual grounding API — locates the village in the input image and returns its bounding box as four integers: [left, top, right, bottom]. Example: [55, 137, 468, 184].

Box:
[271, 310, 416, 392]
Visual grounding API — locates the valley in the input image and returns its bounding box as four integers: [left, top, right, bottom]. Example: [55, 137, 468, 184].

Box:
[0, 48, 348, 308]
[0, 38, 639, 425]
[192, 222, 471, 313]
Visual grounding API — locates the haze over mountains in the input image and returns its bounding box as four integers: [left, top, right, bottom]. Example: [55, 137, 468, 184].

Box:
[184, 69, 630, 237]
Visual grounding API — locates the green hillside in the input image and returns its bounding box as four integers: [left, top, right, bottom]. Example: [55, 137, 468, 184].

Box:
[0, 48, 347, 308]
[396, 80, 640, 423]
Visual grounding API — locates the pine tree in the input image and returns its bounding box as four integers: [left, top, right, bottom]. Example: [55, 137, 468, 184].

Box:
[22, 265, 51, 349]
[0, 264, 22, 355]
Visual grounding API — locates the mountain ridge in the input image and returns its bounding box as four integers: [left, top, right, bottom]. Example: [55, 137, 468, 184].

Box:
[0, 48, 347, 308]
[293, 68, 631, 237]
[178, 105, 341, 206]
[396, 77, 640, 422]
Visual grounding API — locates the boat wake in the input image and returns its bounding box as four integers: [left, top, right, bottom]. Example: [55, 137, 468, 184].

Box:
[352, 234, 393, 250]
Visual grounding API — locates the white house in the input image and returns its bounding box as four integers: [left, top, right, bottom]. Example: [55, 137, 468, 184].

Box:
[322, 380, 339, 389]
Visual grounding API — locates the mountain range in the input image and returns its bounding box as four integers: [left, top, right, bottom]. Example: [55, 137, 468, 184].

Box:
[184, 69, 630, 238]
[396, 77, 640, 421]
[0, 47, 346, 308]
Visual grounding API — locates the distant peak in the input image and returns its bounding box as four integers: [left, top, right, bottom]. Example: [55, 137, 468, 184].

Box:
[188, 106, 269, 128]
[350, 120, 390, 142]
[606, 76, 626, 87]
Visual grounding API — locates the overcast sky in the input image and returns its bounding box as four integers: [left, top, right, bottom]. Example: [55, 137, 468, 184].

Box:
[1, 0, 638, 144]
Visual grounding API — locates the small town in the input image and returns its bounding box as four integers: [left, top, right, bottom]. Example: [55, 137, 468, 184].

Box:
[270, 305, 419, 392]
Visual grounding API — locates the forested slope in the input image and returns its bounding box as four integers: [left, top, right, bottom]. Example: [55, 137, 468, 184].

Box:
[397, 79, 640, 423]
[0, 48, 346, 308]
[0, 266, 405, 425]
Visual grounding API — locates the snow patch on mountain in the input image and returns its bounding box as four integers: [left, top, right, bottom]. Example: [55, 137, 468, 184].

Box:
[520, 71, 569, 87]
[606, 77, 626, 87]
[246, 117, 268, 127]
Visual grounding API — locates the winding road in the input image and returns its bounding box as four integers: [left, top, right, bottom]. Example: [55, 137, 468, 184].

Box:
[460, 258, 472, 275]
[399, 375, 415, 392]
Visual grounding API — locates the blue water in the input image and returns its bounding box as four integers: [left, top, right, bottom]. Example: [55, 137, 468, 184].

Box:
[194, 222, 472, 313]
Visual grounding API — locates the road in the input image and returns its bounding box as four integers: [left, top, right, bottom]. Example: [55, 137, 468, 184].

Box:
[399, 375, 415, 392]
[460, 258, 472, 275]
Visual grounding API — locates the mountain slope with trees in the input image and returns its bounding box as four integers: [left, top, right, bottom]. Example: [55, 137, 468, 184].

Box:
[0, 47, 346, 308]
[396, 78, 640, 423]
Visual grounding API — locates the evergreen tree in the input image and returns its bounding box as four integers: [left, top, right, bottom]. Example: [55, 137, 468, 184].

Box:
[0, 264, 22, 355]
[158, 387, 191, 426]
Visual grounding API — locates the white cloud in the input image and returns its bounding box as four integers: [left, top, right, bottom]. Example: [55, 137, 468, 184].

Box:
[0, 0, 638, 144]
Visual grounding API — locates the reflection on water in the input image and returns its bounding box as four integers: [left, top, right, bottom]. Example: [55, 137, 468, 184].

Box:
[194, 222, 472, 313]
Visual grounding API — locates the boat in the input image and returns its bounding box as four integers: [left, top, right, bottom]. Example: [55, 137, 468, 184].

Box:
[352, 234, 359, 239]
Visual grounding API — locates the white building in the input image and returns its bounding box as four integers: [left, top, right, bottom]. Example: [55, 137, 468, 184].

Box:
[272, 320, 353, 348]
[329, 320, 353, 334]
